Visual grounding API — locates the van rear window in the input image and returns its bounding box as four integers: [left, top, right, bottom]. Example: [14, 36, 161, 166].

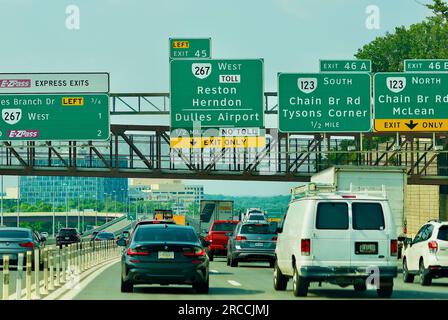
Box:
[316, 203, 348, 230]
[352, 203, 385, 230]
[438, 226, 448, 241]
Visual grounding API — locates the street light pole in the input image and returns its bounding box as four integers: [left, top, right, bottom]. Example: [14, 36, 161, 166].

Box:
[1, 175, 3, 226]
[52, 178, 55, 237]
[16, 176, 19, 227]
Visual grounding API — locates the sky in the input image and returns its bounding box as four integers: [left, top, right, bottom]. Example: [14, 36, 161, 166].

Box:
[0, 0, 432, 196]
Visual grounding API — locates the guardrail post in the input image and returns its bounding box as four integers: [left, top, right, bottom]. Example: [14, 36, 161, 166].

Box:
[2, 255, 9, 300]
[26, 251, 32, 300]
[16, 253, 24, 300]
[60, 246, 66, 284]
[48, 247, 54, 291]
[34, 248, 40, 299]
[42, 248, 48, 295]
[55, 248, 60, 287]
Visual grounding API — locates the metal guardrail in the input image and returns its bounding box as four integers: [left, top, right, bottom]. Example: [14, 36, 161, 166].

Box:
[82, 215, 127, 238]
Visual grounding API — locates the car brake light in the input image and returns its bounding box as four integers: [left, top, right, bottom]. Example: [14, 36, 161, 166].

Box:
[301, 239, 310, 256]
[183, 248, 205, 257]
[19, 242, 34, 248]
[235, 235, 247, 241]
[390, 240, 398, 256]
[272, 236, 278, 241]
[127, 247, 150, 256]
[342, 195, 356, 199]
[428, 241, 438, 253]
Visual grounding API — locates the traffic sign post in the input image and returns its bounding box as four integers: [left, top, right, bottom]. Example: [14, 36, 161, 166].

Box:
[374, 73, 448, 132]
[169, 38, 211, 59]
[0, 73, 109, 94]
[0, 94, 109, 140]
[278, 73, 371, 133]
[170, 59, 264, 147]
[320, 60, 371, 73]
[404, 59, 448, 72]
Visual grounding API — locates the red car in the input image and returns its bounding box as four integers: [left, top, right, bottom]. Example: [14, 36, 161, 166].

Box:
[205, 220, 239, 261]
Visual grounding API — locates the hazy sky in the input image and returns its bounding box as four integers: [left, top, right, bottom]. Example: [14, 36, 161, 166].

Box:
[0, 0, 431, 196]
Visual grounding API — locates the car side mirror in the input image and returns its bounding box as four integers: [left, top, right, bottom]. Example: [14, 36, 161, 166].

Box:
[116, 238, 127, 246]
[225, 232, 232, 237]
[397, 236, 406, 242]
[276, 227, 283, 234]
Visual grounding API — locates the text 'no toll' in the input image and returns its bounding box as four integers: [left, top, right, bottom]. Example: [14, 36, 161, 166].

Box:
[374, 73, 448, 132]
[278, 73, 371, 133]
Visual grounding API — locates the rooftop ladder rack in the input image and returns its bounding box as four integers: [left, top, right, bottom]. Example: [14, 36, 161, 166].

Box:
[291, 182, 387, 201]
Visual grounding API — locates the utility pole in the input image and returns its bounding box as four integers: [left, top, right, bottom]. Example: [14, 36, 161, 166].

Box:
[1, 175, 3, 226]
[16, 176, 19, 227]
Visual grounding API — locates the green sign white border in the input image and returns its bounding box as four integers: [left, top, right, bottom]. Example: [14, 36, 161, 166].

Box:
[277, 72, 373, 133]
[403, 59, 448, 72]
[168, 37, 212, 60]
[318, 59, 372, 73]
[169, 58, 265, 135]
[0, 93, 111, 142]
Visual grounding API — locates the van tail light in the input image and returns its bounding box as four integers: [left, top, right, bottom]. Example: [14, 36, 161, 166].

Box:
[301, 239, 310, 256]
[235, 236, 247, 241]
[19, 242, 34, 248]
[183, 248, 205, 257]
[271, 236, 278, 241]
[127, 247, 150, 256]
[390, 240, 398, 256]
[428, 241, 438, 254]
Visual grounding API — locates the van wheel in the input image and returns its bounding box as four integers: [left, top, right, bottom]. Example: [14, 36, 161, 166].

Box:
[376, 278, 393, 298]
[403, 258, 414, 283]
[354, 283, 367, 292]
[292, 266, 309, 297]
[121, 278, 133, 293]
[273, 261, 288, 291]
[419, 260, 432, 286]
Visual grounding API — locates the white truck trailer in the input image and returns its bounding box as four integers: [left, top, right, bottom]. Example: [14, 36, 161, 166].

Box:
[310, 166, 407, 237]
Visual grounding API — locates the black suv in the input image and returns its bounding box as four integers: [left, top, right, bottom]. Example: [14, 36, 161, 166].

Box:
[56, 228, 81, 248]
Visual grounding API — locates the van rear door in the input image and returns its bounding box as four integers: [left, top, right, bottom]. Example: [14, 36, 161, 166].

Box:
[349, 202, 390, 267]
[312, 202, 351, 267]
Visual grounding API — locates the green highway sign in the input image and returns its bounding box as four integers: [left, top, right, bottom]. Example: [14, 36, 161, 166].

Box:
[404, 59, 448, 72]
[170, 59, 264, 133]
[320, 60, 371, 73]
[374, 73, 448, 132]
[169, 38, 211, 59]
[278, 73, 371, 133]
[0, 94, 109, 140]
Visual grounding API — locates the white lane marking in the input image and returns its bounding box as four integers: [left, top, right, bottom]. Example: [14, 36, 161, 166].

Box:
[210, 269, 219, 274]
[227, 280, 242, 287]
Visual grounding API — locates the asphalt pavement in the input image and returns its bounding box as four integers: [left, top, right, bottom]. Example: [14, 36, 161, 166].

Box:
[70, 257, 448, 300]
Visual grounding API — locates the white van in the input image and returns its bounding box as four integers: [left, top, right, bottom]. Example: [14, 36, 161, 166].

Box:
[274, 183, 398, 298]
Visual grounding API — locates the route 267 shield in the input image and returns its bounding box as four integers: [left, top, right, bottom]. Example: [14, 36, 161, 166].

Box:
[2, 108, 22, 125]
[297, 78, 317, 94]
[386, 77, 406, 93]
[191, 63, 212, 79]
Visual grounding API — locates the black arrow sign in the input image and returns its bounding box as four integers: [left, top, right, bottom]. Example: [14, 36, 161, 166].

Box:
[405, 120, 418, 130]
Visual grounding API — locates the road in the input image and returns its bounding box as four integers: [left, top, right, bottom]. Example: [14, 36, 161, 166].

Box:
[72, 257, 448, 300]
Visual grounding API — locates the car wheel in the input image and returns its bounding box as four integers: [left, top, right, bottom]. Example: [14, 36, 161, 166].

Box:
[121, 278, 133, 293]
[230, 256, 238, 267]
[193, 277, 209, 294]
[403, 258, 415, 283]
[269, 260, 275, 268]
[292, 266, 309, 297]
[419, 260, 432, 286]
[376, 278, 393, 298]
[354, 283, 367, 292]
[273, 260, 288, 291]
[208, 252, 214, 262]
[226, 255, 230, 266]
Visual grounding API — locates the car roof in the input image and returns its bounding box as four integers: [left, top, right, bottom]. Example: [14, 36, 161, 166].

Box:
[0, 227, 32, 232]
[137, 224, 194, 231]
[213, 220, 239, 223]
[240, 221, 270, 226]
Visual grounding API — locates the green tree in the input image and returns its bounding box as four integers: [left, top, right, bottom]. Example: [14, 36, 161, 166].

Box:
[355, 0, 448, 72]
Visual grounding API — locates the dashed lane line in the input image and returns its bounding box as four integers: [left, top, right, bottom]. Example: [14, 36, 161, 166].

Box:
[227, 280, 242, 287]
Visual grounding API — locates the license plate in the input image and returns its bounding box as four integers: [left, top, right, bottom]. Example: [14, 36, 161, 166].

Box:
[158, 251, 174, 259]
[356, 242, 378, 254]
[254, 242, 264, 247]
[65, 237, 70, 240]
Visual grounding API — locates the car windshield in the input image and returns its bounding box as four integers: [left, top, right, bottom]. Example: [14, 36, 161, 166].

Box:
[59, 229, 77, 236]
[97, 233, 114, 239]
[134, 227, 198, 243]
[240, 224, 274, 234]
[352, 203, 385, 230]
[212, 223, 237, 231]
[0, 230, 30, 238]
[438, 226, 448, 241]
